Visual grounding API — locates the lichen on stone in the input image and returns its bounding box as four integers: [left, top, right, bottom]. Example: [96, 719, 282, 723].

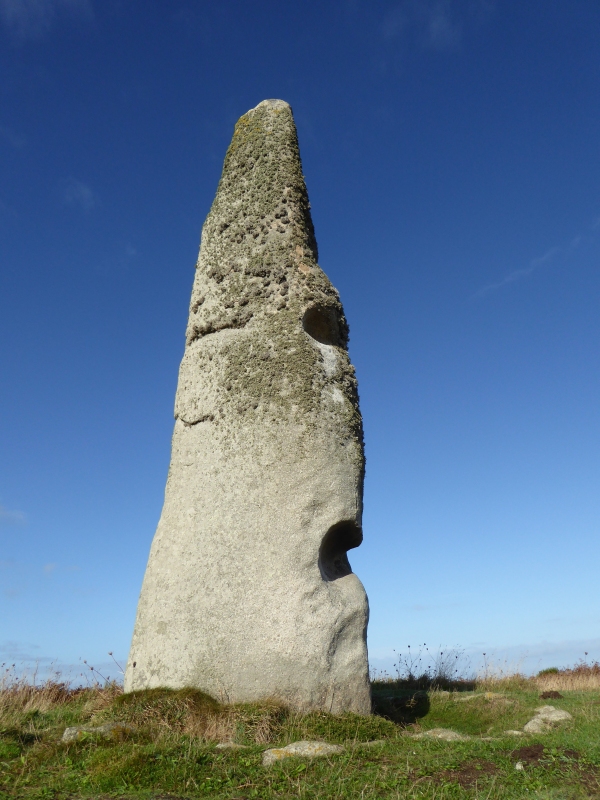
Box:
[177, 99, 364, 468]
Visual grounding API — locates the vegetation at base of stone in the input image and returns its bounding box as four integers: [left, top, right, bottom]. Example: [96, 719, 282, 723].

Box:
[2, 662, 600, 799]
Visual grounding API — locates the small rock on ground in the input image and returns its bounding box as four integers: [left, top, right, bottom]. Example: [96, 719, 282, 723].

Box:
[523, 705, 572, 734]
[355, 739, 387, 748]
[535, 705, 572, 721]
[215, 742, 250, 750]
[62, 723, 134, 743]
[262, 741, 344, 766]
[412, 728, 470, 742]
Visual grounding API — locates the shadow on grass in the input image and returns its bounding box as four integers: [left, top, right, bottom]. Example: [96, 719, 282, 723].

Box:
[371, 677, 477, 725]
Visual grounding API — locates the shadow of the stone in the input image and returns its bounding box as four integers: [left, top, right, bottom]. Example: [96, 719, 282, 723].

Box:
[372, 689, 431, 725]
[371, 677, 478, 724]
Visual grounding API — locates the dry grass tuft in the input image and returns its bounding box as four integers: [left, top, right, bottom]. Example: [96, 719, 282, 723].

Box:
[94, 687, 288, 744]
[184, 702, 287, 744]
[535, 661, 600, 692]
[0, 665, 121, 725]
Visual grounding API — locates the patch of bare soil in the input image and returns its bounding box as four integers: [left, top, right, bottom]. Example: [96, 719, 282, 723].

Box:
[577, 766, 600, 796]
[510, 745, 600, 794]
[511, 743, 546, 764]
[511, 744, 582, 766]
[540, 690, 564, 699]
[437, 760, 499, 788]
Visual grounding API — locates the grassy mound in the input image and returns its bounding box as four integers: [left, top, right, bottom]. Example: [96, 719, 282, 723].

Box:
[2, 666, 600, 798]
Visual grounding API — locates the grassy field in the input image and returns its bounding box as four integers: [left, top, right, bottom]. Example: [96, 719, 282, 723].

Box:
[2, 662, 600, 799]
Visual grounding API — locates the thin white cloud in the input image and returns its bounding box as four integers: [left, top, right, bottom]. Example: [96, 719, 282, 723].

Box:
[474, 246, 560, 298]
[382, 0, 494, 51]
[0, 640, 45, 662]
[0, 0, 92, 41]
[62, 177, 98, 212]
[370, 637, 600, 677]
[381, 6, 406, 39]
[0, 124, 25, 149]
[426, 1, 462, 50]
[0, 504, 26, 526]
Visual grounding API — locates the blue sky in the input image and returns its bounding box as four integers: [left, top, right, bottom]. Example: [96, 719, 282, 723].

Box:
[1, 0, 599, 682]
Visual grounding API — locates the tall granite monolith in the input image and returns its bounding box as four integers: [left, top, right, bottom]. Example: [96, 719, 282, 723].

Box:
[124, 99, 370, 714]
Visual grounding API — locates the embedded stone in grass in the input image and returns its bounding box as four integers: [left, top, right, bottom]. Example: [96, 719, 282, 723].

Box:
[455, 691, 507, 702]
[215, 742, 250, 750]
[355, 739, 387, 748]
[412, 728, 471, 741]
[534, 705, 573, 721]
[62, 722, 134, 742]
[523, 705, 572, 733]
[262, 740, 344, 766]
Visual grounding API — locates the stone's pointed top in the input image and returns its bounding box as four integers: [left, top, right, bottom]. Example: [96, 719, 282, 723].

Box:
[248, 98, 291, 114]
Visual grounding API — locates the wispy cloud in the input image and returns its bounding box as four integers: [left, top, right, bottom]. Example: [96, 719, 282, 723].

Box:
[61, 177, 98, 212]
[382, 0, 493, 51]
[0, 0, 92, 41]
[0, 504, 26, 526]
[382, 6, 405, 39]
[0, 639, 45, 662]
[1, 559, 82, 600]
[370, 637, 600, 676]
[425, 1, 462, 50]
[0, 124, 25, 149]
[474, 246, 560, 298]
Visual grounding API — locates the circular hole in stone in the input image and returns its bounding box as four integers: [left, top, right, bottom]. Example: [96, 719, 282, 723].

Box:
[302, 305, 342, 346]
[318, 520, 363, 581]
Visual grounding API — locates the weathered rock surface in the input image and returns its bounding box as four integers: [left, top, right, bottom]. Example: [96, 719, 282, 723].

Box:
[523, 705, 572, 733]
[412, 728, 471, 741]
[214, 742, 250, 751]
[125, 99, 370, 714]
[62, 722, 134, 742]
[263, 740, 345, 766]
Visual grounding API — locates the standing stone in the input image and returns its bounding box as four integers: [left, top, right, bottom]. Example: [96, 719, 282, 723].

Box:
[124, 99, 370, 714]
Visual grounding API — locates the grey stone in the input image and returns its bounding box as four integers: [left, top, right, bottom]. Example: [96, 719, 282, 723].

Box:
[124, 99, 370, 714]
[62, 722, 134, 742]
[262, 740, 345, 766]
[413, 728, 471, 741]
[534, 705, 572, 721]
[215, 742, 250, 750]
[523, 717, 551, 734]
[355, 739, 387, 748]
[523, 705, 572, 733]
[455, 692, 506, 702]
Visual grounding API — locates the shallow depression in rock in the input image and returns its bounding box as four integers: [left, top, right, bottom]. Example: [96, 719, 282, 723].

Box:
[319, 520, 363, 581]
[302, 304, 343, 346]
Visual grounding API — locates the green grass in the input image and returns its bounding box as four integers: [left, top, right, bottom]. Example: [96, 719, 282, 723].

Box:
[2, 678, 600, 799]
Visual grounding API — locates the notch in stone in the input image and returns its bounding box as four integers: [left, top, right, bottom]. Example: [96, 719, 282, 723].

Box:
[302, 304, 345, 347]
[319, 520, 363, 581]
